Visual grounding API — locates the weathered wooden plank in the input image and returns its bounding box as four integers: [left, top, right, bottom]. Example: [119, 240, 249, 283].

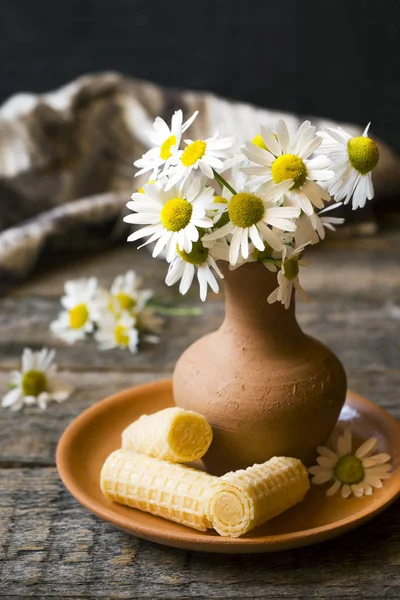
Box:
[0, 231, 399, 598]
[0, 372, 166, 466]
[0, 368, 399, 467]
[0, 468, 400, 598]
[0, 294, 398, 375]
[0, 294, 223, 371]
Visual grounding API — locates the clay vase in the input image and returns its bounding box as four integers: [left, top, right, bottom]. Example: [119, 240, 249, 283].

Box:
[173, 261, 347, 475]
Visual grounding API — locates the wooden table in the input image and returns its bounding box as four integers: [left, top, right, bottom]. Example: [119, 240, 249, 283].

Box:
[1, 232, 400, 599]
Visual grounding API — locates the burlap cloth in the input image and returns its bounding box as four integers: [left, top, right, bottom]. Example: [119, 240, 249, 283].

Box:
[0, 72, 399, 292]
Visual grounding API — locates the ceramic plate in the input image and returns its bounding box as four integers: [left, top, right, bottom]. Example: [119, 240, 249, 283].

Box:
[56, 379, 400, 553]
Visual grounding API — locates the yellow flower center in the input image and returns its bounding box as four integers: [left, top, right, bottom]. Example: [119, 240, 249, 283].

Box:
[22, 370, 47, 397]
[347, 136, 379, 175]
[271, 154, 307, 189]
[114, 324, 130, 347]
[283, 256, 299, 280]
[160, 197, 193, 231]
[177, 240, 209, 266]
[69, 304, 89, 329]
[181, 140, 206, 167]
[114, 293, 136, 311]
[252, 134, 268, 151]
[252, 244, 274, 261]
[160, 135, 177, 160]
[228, 193, 265, 228]
[334, 454, 365, 485]
[213, 195, 228, 204]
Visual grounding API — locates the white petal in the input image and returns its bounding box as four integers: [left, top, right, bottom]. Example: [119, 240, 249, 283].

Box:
[341, 484, 352, 498]
[351, 483, 365, 497]
[229, 228, 242, 265]
[260, 124, 281, 156]
[302, 181, 326, 209]
[362, 453, 391, 468]
[316, 446, 338, 460]
[355, 437, 378, 458]
[364, 475, 383, 489]
[298, 137, 322, 160]
[152, 233, 171, 257]
[127, 224, 162, 242]
[197, 268, 208, 302]
[179, 264, 195, 295]
[202, 222, 234, 242]
[22, 349, 34, 372]
[312, 471, 333, 484]
[326, 480, 342, 496]
[201, 265, 219, 294]
[337, 427, 352, 456]
[362, 122, 371, 137]
[308, 465, 326, 475]
[267, 286, 279, 304]
[2, 387, 22, 408]
[241, 228, 249, 259]
[277, 120, 290, 154]
[317, 456, 337, 468]
[249, 225, 265, 251]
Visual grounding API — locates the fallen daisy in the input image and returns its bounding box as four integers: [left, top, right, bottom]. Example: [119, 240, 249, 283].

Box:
[50, 271, 163, 350]
[109, 270, 153, 316]
[1, 348, 74, 411]
[50, 277, 106, 344]
[95, 312, 140, 353]
[309, 425, 392, 498]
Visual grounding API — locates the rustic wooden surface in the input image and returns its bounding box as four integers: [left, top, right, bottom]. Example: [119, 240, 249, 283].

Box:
[1, 231, 400, 599]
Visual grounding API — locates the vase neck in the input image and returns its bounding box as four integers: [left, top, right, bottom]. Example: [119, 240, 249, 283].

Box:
[219, 262, 304, 343]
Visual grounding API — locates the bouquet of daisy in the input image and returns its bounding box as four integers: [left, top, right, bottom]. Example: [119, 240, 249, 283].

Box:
[125, 110, 379, 307]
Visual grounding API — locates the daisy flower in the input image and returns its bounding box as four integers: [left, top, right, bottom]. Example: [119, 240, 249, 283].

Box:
[134, 109, 198, 178]
[267, 243, 309, 309]
[95, 312, 139, 353]
[165, 132, 236, 189]
[124, 176, 215, 262]
[109, 270, 153, 316]
[295, 202, 344, 246]
[165, 240, 228, 301]
[50, 278, 106, 344]
[1, 348, 74, 411]
[201, 179, 300, 265]
[309, 425, 392, 498]
[317, 123, 379, 210]
[242, 120, 334, 216]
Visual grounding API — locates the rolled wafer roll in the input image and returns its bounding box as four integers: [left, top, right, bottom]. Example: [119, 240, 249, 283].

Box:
[100, 449, 218, 531]
[207, 456, 310, 537]
[121, 407, 213, 463]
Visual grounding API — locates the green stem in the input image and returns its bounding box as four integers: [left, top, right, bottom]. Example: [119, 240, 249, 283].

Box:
[150, 304, 203, 316]
[213, 170, 237, 196]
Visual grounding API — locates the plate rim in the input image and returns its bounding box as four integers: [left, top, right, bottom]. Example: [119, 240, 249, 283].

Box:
[56, 379, 400, 553]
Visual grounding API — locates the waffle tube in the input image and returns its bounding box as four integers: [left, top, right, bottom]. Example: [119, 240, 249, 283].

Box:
[100, 449, 218, 531]
[208, 456, 310, 537]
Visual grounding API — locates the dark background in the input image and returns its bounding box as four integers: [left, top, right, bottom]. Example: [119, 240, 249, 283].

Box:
[1, 0, 399, 153]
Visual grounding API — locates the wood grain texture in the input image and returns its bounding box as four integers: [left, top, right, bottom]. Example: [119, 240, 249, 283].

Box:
[1, 469, 400, 598]
[0, 231, 400, 598]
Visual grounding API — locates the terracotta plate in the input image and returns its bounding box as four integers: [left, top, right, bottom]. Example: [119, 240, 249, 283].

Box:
[56, 379, 400, 553]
